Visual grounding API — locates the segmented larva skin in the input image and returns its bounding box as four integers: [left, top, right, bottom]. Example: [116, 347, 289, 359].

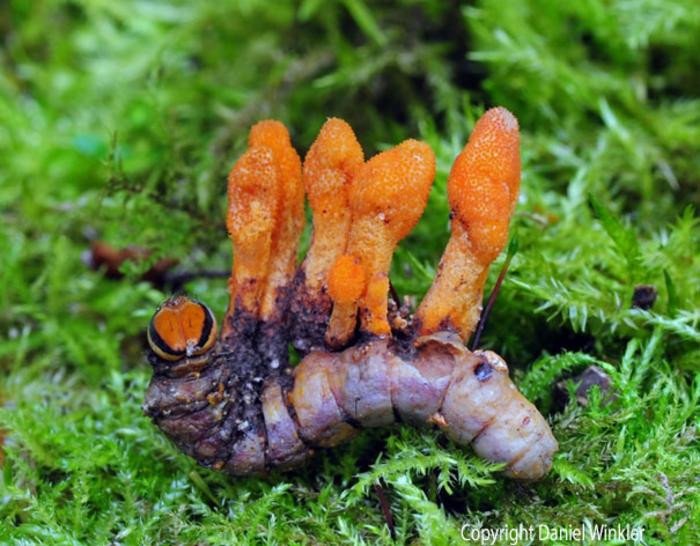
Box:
[144, 329, 556, 480]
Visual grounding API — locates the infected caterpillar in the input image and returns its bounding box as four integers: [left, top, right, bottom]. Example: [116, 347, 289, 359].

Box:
[143, 109, 558, 480]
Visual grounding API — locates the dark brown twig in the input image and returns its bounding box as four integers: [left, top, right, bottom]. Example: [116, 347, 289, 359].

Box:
[471, 238, 518, 350]
[165, 269, 229, 291]
[374, 481, 396, 540]
[388, 280, 401, 308]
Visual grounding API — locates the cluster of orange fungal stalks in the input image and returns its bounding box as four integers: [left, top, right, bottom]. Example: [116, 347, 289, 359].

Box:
[144, 108, 557, 480]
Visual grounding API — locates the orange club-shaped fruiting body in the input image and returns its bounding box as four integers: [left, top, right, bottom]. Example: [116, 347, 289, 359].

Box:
[325, 139, 435, 347]
[224, 120, 303, 338]
[301, 118, 364, 296]
[416, 107, 520, 341]
[289, 118, 365, 352]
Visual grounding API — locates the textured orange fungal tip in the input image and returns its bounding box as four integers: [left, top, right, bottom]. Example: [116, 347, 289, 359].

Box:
[350, 139, 435, 241]
[303, 118, 364, 208]
[301, 118, 365, 294]
[448, 106, 520, 263]
[249, 120, 303, 218]
[416, 107, 521, 341]
[328, 254, 366, 305]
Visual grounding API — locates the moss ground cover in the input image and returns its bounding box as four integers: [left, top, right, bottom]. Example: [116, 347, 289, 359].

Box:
[1, 1, 698, 543]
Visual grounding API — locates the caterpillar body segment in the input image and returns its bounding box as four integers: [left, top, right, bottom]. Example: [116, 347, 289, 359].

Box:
[144, 331, 556, 480]
[143, 109, 558, 481]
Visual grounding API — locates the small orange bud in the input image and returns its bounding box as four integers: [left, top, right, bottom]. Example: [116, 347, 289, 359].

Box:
[328, 254, 366, 305]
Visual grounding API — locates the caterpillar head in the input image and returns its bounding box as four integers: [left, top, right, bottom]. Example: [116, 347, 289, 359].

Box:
[147, 295, 218, 375]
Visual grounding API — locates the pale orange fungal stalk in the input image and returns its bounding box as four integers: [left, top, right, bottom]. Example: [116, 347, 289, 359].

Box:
[362, 273, 391, 335]
[301, 118, 364, 296]
[248, 121, 304, 322]
[327, 254, 366, 304]
[225, 145, 279, 320]
[416, 107, 520, 341]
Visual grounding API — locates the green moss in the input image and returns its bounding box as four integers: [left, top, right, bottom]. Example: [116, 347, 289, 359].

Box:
[1, 0, 698, 543]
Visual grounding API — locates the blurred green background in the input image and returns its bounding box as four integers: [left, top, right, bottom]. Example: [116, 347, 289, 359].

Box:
[1, 0, 698, 544]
